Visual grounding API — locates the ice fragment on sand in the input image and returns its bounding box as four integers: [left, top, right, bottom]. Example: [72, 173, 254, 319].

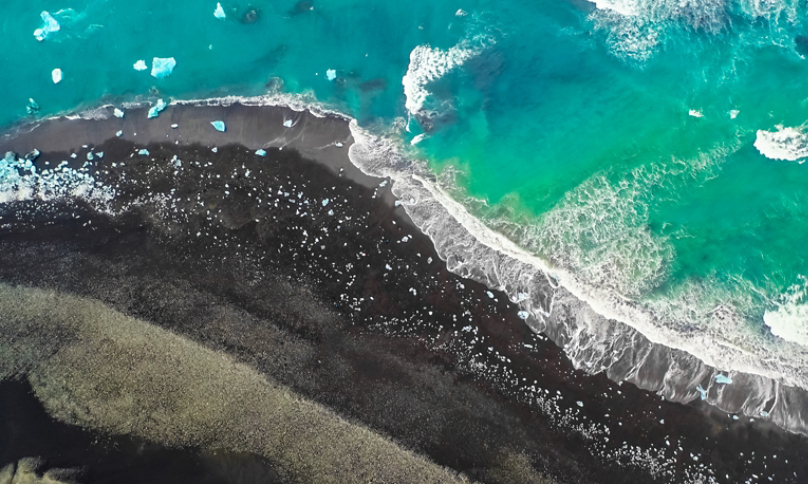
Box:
[116, 130, 123, 137]
[335, 142, 343, 147]
[576, 401, 584, 407]
[326, 69, 337, 81]
[760, 410, 769, 417]
[696, 385, 708, 400]
[255, 149, 267, 156]
[96, 152, 104, 159]
[715, 374, 732, 385]
[87, 152, 94, 161]
[148, 99, 168, 119]
[171, 124, 178, 129]
[114, 108, 124, 118]
[151, 57, 177, 79]
[52, 68, 62, 84]
[133, 60, 148, 71]
[283, 119, 293, 128]
[214, 3, 226, 19]
[211, 120, 226, 132]
[138, 149, 150, 156]
[486, 291, 494, 298]
[25, 150, 40, 161]
[517, 311, 529, 320]
[212, 147, 218, 153]
[34, 11, 60, 41]
[322, 198, 329, 206]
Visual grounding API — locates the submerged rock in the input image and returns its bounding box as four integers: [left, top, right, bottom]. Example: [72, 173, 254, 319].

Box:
[796, 35, 808, 57]
[241, 6, 261, 24]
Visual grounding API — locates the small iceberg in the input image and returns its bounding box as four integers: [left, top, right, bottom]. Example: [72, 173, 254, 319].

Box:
[148, 99, 168, 119]
[138, 149, 150, 156]
[255, 149, 267, 156]
[52, 68, 62, 84]
[151, 57, 177, 79]
[114, 108, 125, 118]
[283, 119, 293, 128]
[715, 374, 732, 385]
[688, 109, 704, 118]
[326, 69, 337, 81]
[133, 60, 148, 71]
[696, 385, 708, 401]
[26, 98, 40, 114]
[211, 120, 226, 132]
[34, 11, 60, 41]
[214, 3, 226, 19]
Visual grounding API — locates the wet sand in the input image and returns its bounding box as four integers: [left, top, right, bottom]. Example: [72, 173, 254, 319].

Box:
[0, 103, 807, 484]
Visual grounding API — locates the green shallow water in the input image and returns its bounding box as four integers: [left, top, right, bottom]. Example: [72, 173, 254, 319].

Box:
[2, 0, 808, 347]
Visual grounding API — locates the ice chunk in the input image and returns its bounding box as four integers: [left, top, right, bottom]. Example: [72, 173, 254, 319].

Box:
[34, 11, 60, 41]
[96, 152, 104, 159]
[283, 119, 293, 128]
[326, 69, 337, 81]
[335, 142, 343, 147]
[87, 152, 94, 161]
[255, 149, 267, 157]
[688, 109, 704, 118]
[116, 130, 123, 137]
[322, 198, 330, 206]
[148, 99, 168, 119]
[455, 9, 467, 16]
[138, 149, 150, 156]
[211, 120, 226, 132]
[212, 147, 218, 153]
[171, 123, 179, 129]
[486, 291, 494, 298]
[576, 401, 584, 407]
[214, 3, 226, 19]
[151, 57, 177, 79]
[26, 98, 40, 115]
[114, 108, 125, 118]
[696, 385, 708, 400]
[24, 149, 40, 161]
[714, 374, 732, 385]
[517, 310, 529, 320]
[411, 133, 426, 145]
[133, 60, 148, 71]
[730, 109, 740, 119]
[52, 68, 62, 84]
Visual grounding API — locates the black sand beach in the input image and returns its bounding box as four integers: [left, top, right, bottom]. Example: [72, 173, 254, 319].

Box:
[0, 103, 807, 484]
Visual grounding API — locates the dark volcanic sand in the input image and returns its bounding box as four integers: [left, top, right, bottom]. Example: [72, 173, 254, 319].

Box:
[0, 103, 807, 484]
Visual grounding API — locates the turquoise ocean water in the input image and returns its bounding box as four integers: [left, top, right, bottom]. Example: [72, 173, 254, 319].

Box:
[3, 0, 808, 406]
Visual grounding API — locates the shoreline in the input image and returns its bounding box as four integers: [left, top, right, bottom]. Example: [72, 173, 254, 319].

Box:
[0, 102, 807, 482]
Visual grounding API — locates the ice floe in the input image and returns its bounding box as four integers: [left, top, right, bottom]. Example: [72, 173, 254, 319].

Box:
[214, 3, 226, 19]
[51, 68, 62, 84]
[326, 69, 337, 81]
[34, 11, 60, 41]
[151, 57, 177, 79]
[133, 60, 148, 71]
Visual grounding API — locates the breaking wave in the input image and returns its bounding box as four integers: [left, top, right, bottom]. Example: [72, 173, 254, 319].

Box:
[585, 0, 801, 61]
[754, 126, 808, 161]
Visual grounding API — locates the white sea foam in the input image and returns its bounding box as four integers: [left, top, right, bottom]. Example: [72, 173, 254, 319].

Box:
[754, 126, 808, 161]
[765, 276, 808, 346]
[402, 44, 478, 118]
